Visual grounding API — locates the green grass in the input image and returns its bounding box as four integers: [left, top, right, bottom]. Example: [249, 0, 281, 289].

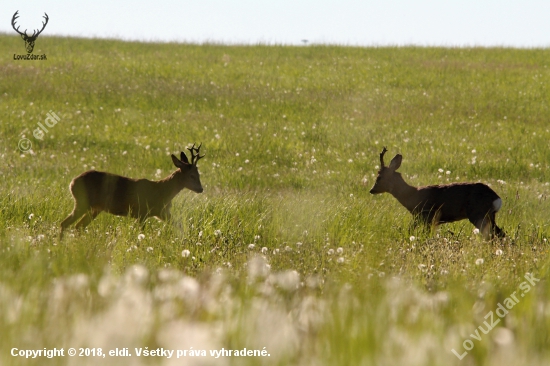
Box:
[1, 34, 550, 365]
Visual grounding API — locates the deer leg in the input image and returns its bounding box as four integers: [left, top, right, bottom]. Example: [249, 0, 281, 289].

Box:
[60, 204, 89, 239]
[470, 210, 504, 240]
[470, 213, 493, 240]
[488, 211, 505, 238]
[75, 209, 100, 229]
[409, 212, 431, 235]
[161, 209, 184, 232]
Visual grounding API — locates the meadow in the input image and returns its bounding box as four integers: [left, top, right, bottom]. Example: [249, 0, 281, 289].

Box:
[1, 34, 550, 365]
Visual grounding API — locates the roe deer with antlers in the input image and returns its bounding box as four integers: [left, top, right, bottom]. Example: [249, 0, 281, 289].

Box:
[369, 147, 505, 239]
[60, 144, 205, 239]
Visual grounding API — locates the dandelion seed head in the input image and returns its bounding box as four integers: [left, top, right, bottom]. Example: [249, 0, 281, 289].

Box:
[181, 249, 191, 258]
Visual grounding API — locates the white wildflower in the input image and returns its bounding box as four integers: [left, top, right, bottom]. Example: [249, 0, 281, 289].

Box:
[181, 249, 191, 258]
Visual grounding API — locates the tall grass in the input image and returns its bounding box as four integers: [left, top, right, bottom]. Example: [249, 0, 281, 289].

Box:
[1, 35, 549, 365]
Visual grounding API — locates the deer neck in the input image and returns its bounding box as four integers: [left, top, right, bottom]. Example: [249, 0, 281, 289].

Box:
[388, 173, 420, 213]
[157, 170, 186, 202]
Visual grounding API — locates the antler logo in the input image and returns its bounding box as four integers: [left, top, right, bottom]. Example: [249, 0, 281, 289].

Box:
[12, 10, 49, 54]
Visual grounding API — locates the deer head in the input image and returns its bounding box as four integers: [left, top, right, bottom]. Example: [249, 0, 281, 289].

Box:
[369, 147, 403, 194]
[170, 143, 205, 193]
[12, 11, 49, 54]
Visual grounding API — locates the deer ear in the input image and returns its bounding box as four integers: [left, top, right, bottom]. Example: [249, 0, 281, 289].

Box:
[171, 154, 184, 168]
[389, 154, 402, 171]
[180, 151, 190, 164]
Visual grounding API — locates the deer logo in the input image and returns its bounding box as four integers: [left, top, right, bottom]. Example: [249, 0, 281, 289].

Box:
[12, 10, 49, 54]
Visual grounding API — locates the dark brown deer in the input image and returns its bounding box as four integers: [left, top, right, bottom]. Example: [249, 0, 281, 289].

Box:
[369, 147, 505, 239]
[12, 11, 49, 54]
[60, 144, 204, 239]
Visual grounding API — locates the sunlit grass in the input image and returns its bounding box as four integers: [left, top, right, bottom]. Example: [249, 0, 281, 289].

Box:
[1, 35, 550, 365]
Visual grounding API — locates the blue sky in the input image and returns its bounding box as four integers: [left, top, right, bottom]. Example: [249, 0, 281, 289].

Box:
[1, 0, 550, 47]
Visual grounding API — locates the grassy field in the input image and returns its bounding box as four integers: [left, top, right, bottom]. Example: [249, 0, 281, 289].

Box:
[1, 34, 550, 365]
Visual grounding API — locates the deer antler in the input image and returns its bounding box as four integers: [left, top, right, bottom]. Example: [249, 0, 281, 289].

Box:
[32, 13, 49, 38]
[187, 143, 205, 166]
[11, 11, 25, 36]
[379, 147, 388, 168]
[11, 11, 49, 38]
